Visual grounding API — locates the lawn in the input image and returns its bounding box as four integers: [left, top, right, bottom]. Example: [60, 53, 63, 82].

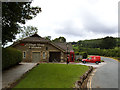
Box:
[14, 63, 89, 88]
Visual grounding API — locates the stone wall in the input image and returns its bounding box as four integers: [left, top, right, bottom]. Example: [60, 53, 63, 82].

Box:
[12, 42, 66, 62]
[74, 66, 93, 89]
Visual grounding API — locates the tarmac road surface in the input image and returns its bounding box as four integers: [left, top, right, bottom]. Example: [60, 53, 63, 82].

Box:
[91, 57, 119, 89]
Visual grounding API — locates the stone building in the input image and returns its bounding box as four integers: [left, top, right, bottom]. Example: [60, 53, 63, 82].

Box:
[11, 34, 73, 62]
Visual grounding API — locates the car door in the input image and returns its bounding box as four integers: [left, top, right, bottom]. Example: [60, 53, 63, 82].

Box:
[87, 57, 91, 62]
[90, 57, 94, 63]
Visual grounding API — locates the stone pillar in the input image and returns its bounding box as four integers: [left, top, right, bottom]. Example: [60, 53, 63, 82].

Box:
[61, 52, 64, 62]
[46, 51, 49, 62]
[41, 51, 43, 62]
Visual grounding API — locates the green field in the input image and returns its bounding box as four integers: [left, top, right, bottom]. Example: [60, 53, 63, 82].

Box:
[14, 63, 89, 88]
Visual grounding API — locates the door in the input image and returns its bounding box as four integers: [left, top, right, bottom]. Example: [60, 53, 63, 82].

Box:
[49, 52, 61, 62]
[87, 57, 92, 63]
[89, 57, 95, 63]
[32, 52, 40, 62]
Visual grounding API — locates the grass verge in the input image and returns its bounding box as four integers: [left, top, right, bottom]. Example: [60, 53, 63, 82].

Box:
[14, 63, 89, 88]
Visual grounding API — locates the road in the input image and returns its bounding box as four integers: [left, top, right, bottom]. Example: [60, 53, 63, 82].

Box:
[91, 57, 119, 89]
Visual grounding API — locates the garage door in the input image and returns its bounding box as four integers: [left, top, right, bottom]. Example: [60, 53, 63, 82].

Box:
[32, 52, 40, 62]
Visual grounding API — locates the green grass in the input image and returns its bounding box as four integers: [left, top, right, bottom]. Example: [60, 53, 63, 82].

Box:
[109, 57, 120, 62]
[14, 63, 89, 88]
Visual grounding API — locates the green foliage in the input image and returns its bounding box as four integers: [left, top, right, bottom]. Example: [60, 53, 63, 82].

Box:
[72, 36, 119, 49]
[2, 2, 41, 45]
[81, 52, 88, 59]
[44, 36, 51, 40]
[117, 38, 120, 47]
[74, 51, 79, 55]
[52, 37, 66, 43]
[2, 47, 22, 70]
[77, 39, 102, 48]
[100, 36, 116, 49]
[72, 36, 119, 59]
[18, 26, 38, 40]
[14, 64, 89, 88]
[74, 47, 120, 58]
[101, 60, 104, 62]
[71, 41, 77, 45]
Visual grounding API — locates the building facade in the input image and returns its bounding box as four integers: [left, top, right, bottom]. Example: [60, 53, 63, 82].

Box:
[11, 34, 73, 62]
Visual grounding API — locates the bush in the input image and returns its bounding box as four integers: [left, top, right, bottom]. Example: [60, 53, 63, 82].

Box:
[101, 60, 104, 62]
[75, 51, 79, 55]
[82, 52, 88, 59]
[2, 47, 22, 70]
[76, 58, 82, 61]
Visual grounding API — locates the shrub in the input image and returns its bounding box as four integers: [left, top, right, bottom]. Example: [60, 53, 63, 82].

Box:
[2, 47, 22, 70]
[76, 58, 82, 62]
[101, 60, 104, 62]
[75, 51, 79, 55]
[82, 52, 88, 59]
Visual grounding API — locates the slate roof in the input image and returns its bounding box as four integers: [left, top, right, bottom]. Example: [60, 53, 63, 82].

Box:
[20, 34, 50, 43]
[12, 34, 74, 52]
[54, 42, 73, 52]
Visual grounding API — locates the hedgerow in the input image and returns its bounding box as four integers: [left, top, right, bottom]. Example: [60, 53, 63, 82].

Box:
[74, 46, 120, 58]
[2, 47, 22, 70]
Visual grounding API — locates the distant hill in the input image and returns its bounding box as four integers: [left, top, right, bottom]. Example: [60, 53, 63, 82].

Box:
[71, 37, 120, 48]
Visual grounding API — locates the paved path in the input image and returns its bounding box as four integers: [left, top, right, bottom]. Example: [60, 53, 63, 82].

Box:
[91, 57, 119, 88]
[2, 62, 37, 89]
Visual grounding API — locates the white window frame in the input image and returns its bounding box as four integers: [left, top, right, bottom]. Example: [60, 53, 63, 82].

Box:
[43, 52, 46, 59]
[23, 51, 26, 58]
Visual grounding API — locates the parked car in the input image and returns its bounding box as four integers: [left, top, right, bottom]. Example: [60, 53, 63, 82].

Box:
[82, 56, 101, 64]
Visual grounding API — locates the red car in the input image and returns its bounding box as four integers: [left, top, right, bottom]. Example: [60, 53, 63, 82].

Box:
[82, 56, 101, 64]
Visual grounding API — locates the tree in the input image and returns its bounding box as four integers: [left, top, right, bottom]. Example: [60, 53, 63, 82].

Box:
[100, 36, 116, 49]
[52, 37, 66, 43]
[18, 26, 38, 40]
[2, 2, 41, 45]
[82, 52, 88, 59]
[71, 41, 77, 45]
[44, 36, 51, 40]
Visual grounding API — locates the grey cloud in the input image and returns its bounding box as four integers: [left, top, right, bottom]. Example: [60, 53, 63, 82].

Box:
[55, 10, 117, 37]
[81, 11, 117, 34]
[87, 0, 99, 4]
[55, 21, 86, 37]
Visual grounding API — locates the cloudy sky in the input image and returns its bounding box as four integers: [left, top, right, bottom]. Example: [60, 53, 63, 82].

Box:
[24, 0, 119, 42]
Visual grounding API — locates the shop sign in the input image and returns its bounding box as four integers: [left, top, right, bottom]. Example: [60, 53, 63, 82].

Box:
[25, 44, 45, 48]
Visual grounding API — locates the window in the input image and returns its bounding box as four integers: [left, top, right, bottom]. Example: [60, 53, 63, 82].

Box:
[88, 57, 92, 60]
[23, 51, 26, 58]
[46, 47, 48, 50]
[43, 52, 46, 59]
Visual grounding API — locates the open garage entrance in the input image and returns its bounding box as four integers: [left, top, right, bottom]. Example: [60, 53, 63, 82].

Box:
[49, 52, 61, 62]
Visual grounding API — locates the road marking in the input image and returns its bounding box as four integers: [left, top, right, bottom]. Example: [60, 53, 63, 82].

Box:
[87, 62, 106, 89]
[87, 69, 97, 90]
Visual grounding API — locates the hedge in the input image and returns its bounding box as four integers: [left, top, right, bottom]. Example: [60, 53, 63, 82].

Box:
[74, 46, 120, 58]
[2, 47, 22, 70]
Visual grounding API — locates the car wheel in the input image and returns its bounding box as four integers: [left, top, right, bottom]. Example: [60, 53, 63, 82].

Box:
[95, 61, 99, 64]
[83, 61, 86, 64]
